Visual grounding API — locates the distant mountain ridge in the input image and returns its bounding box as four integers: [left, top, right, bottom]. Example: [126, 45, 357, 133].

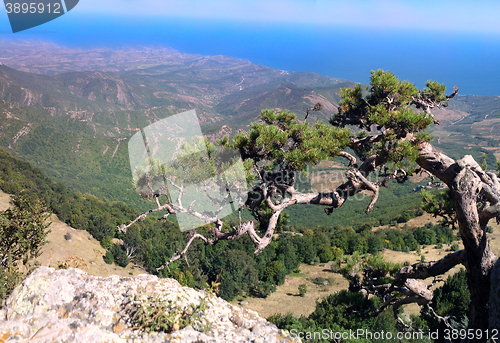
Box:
[0, 40, 352, 129]
[0, 40, 353, 211]
[0, 39, 499, 217]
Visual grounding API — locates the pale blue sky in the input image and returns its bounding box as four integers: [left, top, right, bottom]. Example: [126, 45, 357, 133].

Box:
[2, 0, 500, 35]
[1, 0, 499, 95]
[70, 0, 500, 34]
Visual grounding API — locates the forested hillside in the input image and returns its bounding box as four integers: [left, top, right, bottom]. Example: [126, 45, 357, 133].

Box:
[0, 148, 461, 301]
[1, 42, 495, 338]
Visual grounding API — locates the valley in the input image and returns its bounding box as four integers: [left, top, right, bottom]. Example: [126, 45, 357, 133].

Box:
[1, 40, 500, 335]
[0, 40, 499, 223]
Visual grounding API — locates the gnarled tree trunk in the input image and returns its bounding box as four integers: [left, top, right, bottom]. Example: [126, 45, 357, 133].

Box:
[417, 141, 497, 339]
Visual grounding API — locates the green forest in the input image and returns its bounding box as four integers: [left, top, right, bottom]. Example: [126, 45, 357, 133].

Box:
[0, 140, 470, 342]
[2, 67, 499, 341]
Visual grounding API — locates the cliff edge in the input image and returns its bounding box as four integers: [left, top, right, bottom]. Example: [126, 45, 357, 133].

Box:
[0, 266, 298, 342]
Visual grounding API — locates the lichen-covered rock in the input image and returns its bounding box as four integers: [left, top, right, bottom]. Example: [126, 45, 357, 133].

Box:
[0, 266, 299, 342]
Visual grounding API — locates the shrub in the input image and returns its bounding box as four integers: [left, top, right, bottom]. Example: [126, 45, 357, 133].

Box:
[330, 261, 340, 273]
[311, 277, 328, 286]
[101, 236, 113, 250]
[64, 232, 72, 241]
[104, 251, 114, 264]
[318, 245, 334, 263]
[251, 281, 277, 298]
[130, 293, 211, 333]
[298, 284, 307, 297]
[450, 242, 459, 252]
[111, 244, 129, 267]
[264, 260, 286, 285]
[0, 192, 50, 303]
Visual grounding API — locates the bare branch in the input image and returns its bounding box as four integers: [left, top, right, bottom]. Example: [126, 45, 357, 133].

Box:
[346, 168, 379, 214]
[118, 198, 176, 233]
[157, 231, 211, 272]
[395, 250, 464, 284]
[125, 245, 137, 260]
[425, 305, 454, 330]
[480, 202, 500, 223]
[155, 217, 279, 272]
[338, 151, 357, 166]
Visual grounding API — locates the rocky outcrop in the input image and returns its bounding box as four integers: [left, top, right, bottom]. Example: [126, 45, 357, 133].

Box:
[0, 267, 298, 343]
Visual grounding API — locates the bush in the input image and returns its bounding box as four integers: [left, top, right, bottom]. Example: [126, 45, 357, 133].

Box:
[450, 242, 459, 252]
[100, 236, 113, 250]
[111, 244, 129, 267]
[251, 281, 277, 298]
[298, 284, 307, 297]
[64, 232, 72, 241]
[264, 261, 286, 285]
[0, 192, 50, 303]
[130, 292, 210, 333]
[330, 261, 340, 273]
[317, 246, 334, 263]
[103, 250, 114, 264]
[311, 277, 328, 286]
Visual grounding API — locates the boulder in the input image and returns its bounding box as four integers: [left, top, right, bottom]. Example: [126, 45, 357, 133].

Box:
[0, 266, 298, 342]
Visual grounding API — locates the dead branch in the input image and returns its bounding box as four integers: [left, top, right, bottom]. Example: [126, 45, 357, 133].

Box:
[395, 250, 464, 284]
[425, 305, 454, 330]
[338, 151, 357, 166]
[156, 219, 263, 271]
[118, 198, 176, 233]
[346, 168, 379, 214]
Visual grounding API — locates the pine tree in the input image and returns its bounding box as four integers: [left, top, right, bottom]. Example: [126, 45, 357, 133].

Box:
[121, 70, 497, 339]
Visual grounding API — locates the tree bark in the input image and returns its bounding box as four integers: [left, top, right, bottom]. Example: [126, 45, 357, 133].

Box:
[416, 141, 496, 340]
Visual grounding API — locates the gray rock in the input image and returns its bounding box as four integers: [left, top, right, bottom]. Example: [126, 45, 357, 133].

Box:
[0, 266, 299, 343]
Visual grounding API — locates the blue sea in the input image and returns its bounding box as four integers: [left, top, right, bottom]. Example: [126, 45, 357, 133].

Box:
[5, 14, 500, 96]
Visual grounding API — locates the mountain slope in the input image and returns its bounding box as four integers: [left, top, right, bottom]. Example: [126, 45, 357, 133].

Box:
[0, 40, 499, 220]
[0, 189, 144, 277]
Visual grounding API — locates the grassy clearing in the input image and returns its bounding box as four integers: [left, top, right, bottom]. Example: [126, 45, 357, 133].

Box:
[237, 215, 500, 319]
[4, 187, 500, 320]
[233, 263, 349, 318]
[371, 212, 440, 232]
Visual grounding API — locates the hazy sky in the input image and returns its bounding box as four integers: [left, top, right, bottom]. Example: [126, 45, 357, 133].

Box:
[1, 0, 500, 35]
[71, 0, 500, 34]
[1, 1, 499, 95]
